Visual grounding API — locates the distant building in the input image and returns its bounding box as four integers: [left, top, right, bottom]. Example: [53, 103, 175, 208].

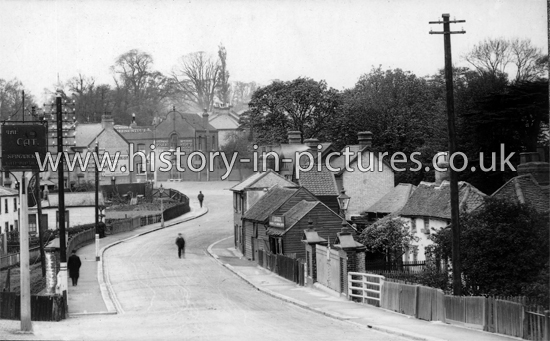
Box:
[208, 104, 243, 147]
[362, 183, 417, 223]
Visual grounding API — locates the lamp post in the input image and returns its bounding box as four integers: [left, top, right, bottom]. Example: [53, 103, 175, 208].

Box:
[337, 189, 350, 220]
[159, 184, 165, 228]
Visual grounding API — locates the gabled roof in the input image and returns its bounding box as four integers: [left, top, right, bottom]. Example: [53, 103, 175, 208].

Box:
[41, 191, 105, 208]
[89, 127, 130, 149]
[242, 187, 298, 222]
[297, 166, 339, 196]
[399, 181, 486, 220]
[209, 112, 240, 130]
[281, 200, 318, 229]
[75, 123, 103, 147]
[230, 169, 296, 192]
[492, 174, 549, 213]
[363, 183, 416, 215]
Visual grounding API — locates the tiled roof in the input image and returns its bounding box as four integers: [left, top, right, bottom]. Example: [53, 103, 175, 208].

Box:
[492, 174, 549, 213]
[0, 186, 18, 196]
[230, 169, 296, 192]
[43, 192, 105, 208]
[297, 166, 339, 196]
[91, 128, 129, 149]
[281, 200, 319, 229]
[178, 112, 217, 131]
[364, 183, 416, 214]
[209, 114, 240, 130]
[75, 123, 103, 147]
[242, 187, 298, 222]
[399, 181, 486, 220]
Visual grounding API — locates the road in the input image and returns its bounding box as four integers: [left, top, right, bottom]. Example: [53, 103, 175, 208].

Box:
[0, 181, 408, 341]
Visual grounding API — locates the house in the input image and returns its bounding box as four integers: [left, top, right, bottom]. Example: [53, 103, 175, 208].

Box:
[208, 104, 243, 147]
[28, 191, 105, 231]
[0, 186, 19, 237]
[362, 183, 416, 223]
[398, 180, 486, 262]
[229, 169, 297, 251]
[116, 108, 219, 182]
[330, 132, 395, 220]
[240, 186, 318, 260]
[491, 152, 549, 213]
[296, 165, 340, 213]
[266, 200, 355, 259]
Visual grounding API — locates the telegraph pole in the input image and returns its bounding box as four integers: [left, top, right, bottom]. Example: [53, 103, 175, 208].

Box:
[429, 13, 465, 296]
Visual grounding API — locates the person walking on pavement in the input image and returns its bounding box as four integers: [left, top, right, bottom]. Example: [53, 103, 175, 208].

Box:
[198, 191, 204, 208]
[68, 250, 82, 286]
[175, 233, 186, 258]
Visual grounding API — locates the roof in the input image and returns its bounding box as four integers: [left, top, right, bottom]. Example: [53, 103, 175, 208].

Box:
[399, 181, 487, 220]
[297, 166, 339, 196]
[334, 233, 365, 249]
[363, 183, 416, 214]
[242, 187, 298, 222]
[0, 186, 18, 196]
[230, 169, 296, 192]
[209, 113, 240, 130]
[280, 200, 318, 229]
[492, 174, 549, 213]
[42, 191, 105, 208]
[302, 229, 327, 243]
[115, 126, 155, 139]
[90, 127, 130, 149]
[75, 123, 103, 147]
[333, 145, 393, 175]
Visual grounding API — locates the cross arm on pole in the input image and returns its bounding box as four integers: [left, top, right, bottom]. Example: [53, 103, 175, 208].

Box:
[429, 19, 466, 24]
[430, 31, 466, 34]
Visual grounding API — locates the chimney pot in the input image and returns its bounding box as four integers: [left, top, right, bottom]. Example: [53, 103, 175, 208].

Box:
[358, 131, 373, 148]
[288, 130, 302, 144]
[304, 138, 320, 149]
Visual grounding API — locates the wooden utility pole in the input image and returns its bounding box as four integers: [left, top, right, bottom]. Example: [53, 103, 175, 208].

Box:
[430, 13, 465, 296]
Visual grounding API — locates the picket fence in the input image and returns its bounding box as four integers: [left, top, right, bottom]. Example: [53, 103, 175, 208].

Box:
[257, 250, 305, 286]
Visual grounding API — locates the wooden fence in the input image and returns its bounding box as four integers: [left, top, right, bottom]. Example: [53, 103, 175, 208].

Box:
[257, 250, 305, 286]
[0, 291, 67, 321]
[0, 247, 42, 270]
[354, 275, 549, 341]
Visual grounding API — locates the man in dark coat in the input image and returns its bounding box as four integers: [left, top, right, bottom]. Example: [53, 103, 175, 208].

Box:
[198, 191, 204, 208]
[175, 233, 186, 259]
[67, 250, 82, 286]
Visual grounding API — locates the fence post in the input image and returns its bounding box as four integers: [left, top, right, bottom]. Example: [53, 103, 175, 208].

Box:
[414, 285, 420, 319]
[545, 310, 550, 341]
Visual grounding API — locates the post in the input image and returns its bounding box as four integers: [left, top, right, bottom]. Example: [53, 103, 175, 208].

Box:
[160, 196, 164, 228]
[19, 172, 32, 331]
[95, 234, 99, 261]
[429, 14, 465, 296]
[95, 141, 99, 243]
[55, 93, 68, 300]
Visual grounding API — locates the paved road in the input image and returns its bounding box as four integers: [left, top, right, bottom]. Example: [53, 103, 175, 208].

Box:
[0, 181, 407, 341]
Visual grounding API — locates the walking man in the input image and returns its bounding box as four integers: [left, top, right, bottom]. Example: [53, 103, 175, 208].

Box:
[175, 233, 186, 259]
[68, 250, 82, 286]
[198, 191, 204, 208]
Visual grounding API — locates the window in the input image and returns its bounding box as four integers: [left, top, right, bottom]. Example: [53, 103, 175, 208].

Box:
[4, 171, 9, 179]
[270, 236, 283, 255]
[4, 199, 7, 213]
[412, 246, 419, 262]
[14, 220, 18, 232]
[423, 217, 429, 229]
[13, 198, 17, 211]
[198, 136, 202, 150]
[29, 214, 37, 234]
[56, 210, 70, 229]
[212, 135, 215, 150]
[411, 219, 417, 233]
[252, 223, 258, 238]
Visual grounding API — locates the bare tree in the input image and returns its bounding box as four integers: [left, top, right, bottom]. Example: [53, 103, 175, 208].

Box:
[463, 38, 548, 82]
[510, 38, 548, 81]
[171, 51, 221, 111]
[464, 38, 512, 76]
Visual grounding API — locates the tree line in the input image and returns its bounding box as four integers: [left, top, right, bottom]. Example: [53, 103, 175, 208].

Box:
[240, 37, 548, 194]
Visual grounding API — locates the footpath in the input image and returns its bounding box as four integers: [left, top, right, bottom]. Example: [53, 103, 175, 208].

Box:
[207, 236, 520, 341]
[68, 202, 208, 316]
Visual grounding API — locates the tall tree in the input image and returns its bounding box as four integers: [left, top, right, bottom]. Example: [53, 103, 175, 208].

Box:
[171, 51, 221, 112]
[111, 49, 169, 125]
[244, 77, 342, 145]
[217, 44, 231, 106]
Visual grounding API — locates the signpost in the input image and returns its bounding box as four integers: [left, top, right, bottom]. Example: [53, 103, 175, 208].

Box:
[1, 122, 47, 332]
[269, 215, 285, 228]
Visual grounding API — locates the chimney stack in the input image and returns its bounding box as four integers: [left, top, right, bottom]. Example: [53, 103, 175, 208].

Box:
[358, 131, 373, 148]
[130, 113, 137, 128]
[517, 152, 549, 186]
[101, 112, 114, 130]
[435, 152, 450, 185]
[304, 138, 320, 150]
[288, 130, 302, 144]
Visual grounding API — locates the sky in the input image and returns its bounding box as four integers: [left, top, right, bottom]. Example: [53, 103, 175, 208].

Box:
[0, 0, 547, 105]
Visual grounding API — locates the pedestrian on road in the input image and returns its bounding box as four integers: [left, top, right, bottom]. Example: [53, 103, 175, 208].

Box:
[198, 191, 204, 208]
[175, 233, 186, 259]
[68, 250, 82, 286]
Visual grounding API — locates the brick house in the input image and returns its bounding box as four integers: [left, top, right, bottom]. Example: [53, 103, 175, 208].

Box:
[230, 169, 297, 252]
[266, 200, 356, 259]
[240, 186, 318, 260]
[398, 180, 486, 262]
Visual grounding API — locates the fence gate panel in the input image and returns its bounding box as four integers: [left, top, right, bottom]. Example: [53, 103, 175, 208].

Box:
[328, 248, 341, 293]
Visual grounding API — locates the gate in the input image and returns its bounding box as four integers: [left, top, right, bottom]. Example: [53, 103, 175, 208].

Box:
[315, 245, 342, 293]
[348, 272, 384, 306]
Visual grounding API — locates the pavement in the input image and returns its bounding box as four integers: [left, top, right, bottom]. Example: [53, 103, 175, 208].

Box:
[68, 202, 208, 316]
[207, 236, 521, 341]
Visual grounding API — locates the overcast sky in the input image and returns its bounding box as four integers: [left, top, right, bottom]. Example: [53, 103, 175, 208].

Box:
[0, 0, 547, 104]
